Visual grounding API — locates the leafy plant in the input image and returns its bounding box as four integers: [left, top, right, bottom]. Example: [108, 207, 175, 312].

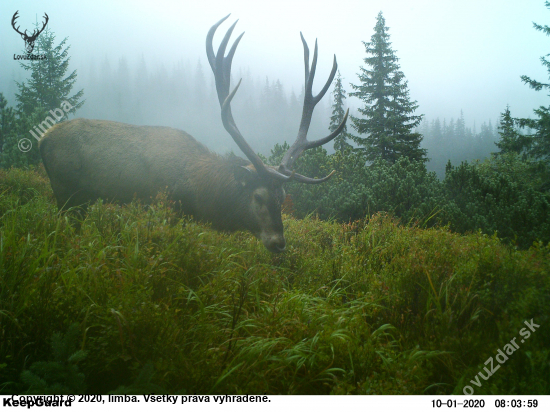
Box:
[20, 324, 87, 394]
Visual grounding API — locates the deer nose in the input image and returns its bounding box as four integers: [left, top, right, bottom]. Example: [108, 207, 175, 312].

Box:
[273, 242, 286, 253]
[262, 234, 286, 253]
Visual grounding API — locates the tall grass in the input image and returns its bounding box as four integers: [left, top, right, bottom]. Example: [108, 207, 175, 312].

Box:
[0, 167, 548, 394]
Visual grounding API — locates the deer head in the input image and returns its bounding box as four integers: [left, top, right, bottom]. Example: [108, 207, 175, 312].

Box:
[206, 16, 348, 251]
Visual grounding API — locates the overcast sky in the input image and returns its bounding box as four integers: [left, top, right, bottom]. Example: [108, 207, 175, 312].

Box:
[1, 0, 549, 128]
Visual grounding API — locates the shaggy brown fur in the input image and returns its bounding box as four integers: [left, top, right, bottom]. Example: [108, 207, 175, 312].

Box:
[39, 118, 286, 252]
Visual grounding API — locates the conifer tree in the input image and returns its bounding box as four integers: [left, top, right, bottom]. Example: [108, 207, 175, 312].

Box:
[329, 71, 352, 152]
[20, 324, 87, 394]
[1, 26, 83, 168]
[15, 26, 84, 118]
[350, 12, 426, 163]
[0, 93, 16, 152]
[515, 1, 550, 163]
[495, 105, 528, 155]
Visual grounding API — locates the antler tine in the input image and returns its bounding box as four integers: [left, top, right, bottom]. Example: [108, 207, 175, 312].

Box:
[206, 15, 229, 70]
[314, 54, 338, 105]
[292, 170, 336, 184]
[207, 16, 292, 183]
[308, 108, 349, 150]
[214, 20, 238, 101]
[301, 33, 310, 87]
[307, 40, 318, 97]
[278, 34, 347, 183]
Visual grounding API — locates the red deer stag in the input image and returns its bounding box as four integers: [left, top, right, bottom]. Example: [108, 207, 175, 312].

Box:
[39, 15, 348, 253]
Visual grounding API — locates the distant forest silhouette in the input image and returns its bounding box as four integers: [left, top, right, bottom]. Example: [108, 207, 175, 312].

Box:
[73, 55, 499, 178]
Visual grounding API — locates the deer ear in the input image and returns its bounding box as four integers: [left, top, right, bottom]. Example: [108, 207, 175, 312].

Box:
[234, 165, 257, 187]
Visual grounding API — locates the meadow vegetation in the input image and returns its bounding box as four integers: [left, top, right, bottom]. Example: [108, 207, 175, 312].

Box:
[0, 167, 548, 394]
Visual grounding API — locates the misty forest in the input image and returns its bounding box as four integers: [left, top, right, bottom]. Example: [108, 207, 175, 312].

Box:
[0, 2, 549, 396]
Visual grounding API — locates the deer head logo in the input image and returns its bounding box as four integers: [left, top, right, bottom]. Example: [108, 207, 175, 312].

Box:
[11, 11, 49, 54]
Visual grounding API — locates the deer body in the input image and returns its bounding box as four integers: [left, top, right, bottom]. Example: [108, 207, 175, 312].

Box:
[40, 15, 348, 253]
[40, 118, 286, 251]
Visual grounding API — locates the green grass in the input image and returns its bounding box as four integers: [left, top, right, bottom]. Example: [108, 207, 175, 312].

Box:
[0, 167, 548, 394]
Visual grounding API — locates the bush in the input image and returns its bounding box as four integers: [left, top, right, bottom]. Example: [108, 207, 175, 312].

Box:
[271, 148, 442, 226]
[269, 145, 549, 248]
[442, 156, 550, 248]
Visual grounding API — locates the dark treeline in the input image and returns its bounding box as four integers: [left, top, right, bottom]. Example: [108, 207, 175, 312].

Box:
[77, 55, 329, 156]
[417, 112, 498, 178]
[77, 54, 501, 177]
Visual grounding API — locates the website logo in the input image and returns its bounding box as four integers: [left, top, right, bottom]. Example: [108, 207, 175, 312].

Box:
[11, 11, 48, 60]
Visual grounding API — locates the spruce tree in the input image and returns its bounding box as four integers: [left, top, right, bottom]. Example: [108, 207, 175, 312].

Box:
[1, 26, 83, 168]
[15, 26, 84, 118]
[20, 324, 87, 394]
[350, 12, 426, 163]
[515, 1, 550, 163]
[0, 93, 16, 152]
[329, 71, 352, 152]
[495, 105, 528, 155]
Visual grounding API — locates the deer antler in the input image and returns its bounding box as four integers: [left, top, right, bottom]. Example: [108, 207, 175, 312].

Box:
[206, 15, 292, 182]
[206, 16, 348, 185]
[278, 33, 349, 184]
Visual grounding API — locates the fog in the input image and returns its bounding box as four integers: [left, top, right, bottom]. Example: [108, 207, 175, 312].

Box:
[1, 0, 548, 160]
